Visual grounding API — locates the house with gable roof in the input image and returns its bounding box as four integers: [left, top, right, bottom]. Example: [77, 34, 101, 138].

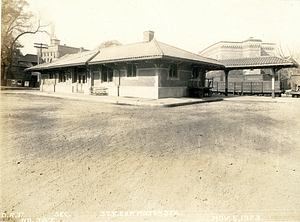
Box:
[7, 54, 42, 87]
[27, 31, 224, 99]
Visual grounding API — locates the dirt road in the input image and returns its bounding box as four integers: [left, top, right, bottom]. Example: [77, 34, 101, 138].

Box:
[1, 92, 299, 222]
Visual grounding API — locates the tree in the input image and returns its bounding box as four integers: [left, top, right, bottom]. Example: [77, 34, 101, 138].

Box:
[276, 43, 300, 90]
[1, 0, 49, 85]
[95, 40, 122, 49]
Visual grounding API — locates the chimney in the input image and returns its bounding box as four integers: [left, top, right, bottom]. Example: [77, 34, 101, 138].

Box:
[143, 31, 154, 42]
[50, 38, 60, 46]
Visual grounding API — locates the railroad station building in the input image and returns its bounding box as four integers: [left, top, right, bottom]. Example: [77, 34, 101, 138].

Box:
[27, 32, 297, 99]
[27, 31, 224, 99]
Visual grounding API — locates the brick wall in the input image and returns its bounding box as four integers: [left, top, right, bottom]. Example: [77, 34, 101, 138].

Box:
[120, 68, 156, 87]
[160, 69, 191, 87]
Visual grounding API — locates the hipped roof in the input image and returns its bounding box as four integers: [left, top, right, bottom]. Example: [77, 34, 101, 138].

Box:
[26, 39, 297, 72]
[89, 39, 224, 68]
[26, 39, 224, 71]
[26, 50, 99, 71]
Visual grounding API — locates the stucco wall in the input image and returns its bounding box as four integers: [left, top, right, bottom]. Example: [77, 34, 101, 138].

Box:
[55, 84, 72, 93]
[120, 86, 158, 99]
[158, 87, 188, 98]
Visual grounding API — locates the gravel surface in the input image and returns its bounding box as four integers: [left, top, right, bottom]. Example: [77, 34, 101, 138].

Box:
[1, 92, 300, 222]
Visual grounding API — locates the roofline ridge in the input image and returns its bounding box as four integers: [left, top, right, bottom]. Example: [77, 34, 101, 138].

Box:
[157, 41, 211, 58]
[45, 49, 100, 68]
[154, 41, 223, 66]
[85, 50, 100, 65]
[153, 39, 164, 56]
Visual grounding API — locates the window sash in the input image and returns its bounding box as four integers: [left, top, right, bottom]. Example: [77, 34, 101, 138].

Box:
[169, 64, 178, 78]
[101, 66, 114, 82]
[127, 64, 137, 77]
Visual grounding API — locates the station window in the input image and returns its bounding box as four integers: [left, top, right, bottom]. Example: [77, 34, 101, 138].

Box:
[192, 67, 200, 79]
[169, 64, 178, 78]
[59, 72, 66, 82]
[127, 64, 137, 77]
[102, 66, 113, 82]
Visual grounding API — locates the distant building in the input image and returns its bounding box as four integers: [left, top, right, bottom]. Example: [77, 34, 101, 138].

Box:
[40, 37, 88, 63]
[39, 25, 88, 63]
[200, 37, 277, 60]
[199, 37, 277, 75]
[7, 54, 41, 87]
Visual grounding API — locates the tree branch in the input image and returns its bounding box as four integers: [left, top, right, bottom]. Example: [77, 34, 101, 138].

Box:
[10, 19, 50, 49]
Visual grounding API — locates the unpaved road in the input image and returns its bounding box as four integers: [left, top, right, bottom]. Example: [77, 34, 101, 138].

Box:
[1, 92, 300, 222]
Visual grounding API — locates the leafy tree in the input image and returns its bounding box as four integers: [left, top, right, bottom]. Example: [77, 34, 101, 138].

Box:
[95, 40, 122, 49]
[1, 0, 49, 85]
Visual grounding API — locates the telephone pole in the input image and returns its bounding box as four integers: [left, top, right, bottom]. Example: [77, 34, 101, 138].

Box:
[34, 43, 48, 64]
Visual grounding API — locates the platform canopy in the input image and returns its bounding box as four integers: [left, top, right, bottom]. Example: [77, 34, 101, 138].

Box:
[218, 56, 299, 98]
[219, 56, 298, 70]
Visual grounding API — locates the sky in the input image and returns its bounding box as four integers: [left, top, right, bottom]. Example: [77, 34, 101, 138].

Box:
[19, 0, 300, 56]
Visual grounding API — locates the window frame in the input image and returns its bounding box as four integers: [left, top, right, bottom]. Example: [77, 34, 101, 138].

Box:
[192, 67, 200, 79]
[59, 71, 66, 83]
[101, 65, 114, 83]
[168, 64, 179, 80]
[126, 64, 138, 78]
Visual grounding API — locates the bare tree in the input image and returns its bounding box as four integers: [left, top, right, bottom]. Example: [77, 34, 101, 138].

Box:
[276, 42, 300, 90]
[276, 42, 300, 62]
[1, 0, 50, 85]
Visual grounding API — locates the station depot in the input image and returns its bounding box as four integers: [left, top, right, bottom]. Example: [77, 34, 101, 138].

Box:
[26, 31, 297, 99]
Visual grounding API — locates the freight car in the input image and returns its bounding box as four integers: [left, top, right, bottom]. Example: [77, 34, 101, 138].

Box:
[290, 75, 300, 98]
[212, 81, 283, 97]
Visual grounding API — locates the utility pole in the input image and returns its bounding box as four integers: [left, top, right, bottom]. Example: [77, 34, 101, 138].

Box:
[34, 43, 48, 64]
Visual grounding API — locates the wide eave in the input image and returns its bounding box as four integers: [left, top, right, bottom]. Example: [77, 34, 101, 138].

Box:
[220, 56, 297, 70]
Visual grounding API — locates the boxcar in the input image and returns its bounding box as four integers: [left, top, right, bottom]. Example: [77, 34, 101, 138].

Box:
[213, 81, 282, 96]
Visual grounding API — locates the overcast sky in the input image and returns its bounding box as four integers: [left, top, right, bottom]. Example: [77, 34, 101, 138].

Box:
[19, 0, 300, 56]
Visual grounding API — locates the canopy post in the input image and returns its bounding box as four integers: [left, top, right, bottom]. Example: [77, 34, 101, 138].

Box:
[225, 69, 229, 96]
[271, 68, 275, 98]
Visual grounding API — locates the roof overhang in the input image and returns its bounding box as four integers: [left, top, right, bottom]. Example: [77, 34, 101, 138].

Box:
[223, 64, 296, 70]
[88, 55, 163, 65]
[219, 56, 298, 71]
[89, 55, 224, 70]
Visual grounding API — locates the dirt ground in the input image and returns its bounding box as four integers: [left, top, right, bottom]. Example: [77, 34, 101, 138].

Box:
[1, 92, 300, 222]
